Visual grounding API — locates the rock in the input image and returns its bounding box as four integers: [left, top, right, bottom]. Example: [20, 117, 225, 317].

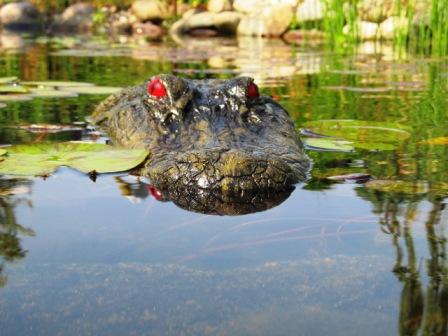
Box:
[357, 0, 395, 23]
[182, 8, 203, 20]
[343, 21, 378, 40]
[379, 16, 408, 40]
[237, 3, 294, 37]
[233, 0, 260, 14]
[62, 2, 96, 31]
[170, 11, 242, 36]
[52, 3, 96, 32]
[108, 10, 139, 34]
[234, 0, 297, 14]
[0, 2, 42, 30]
[132, 21, 165, 39]
[170, 3, 191, 17]
[131, 0, 168, 23]
[207, 0, 233, 13]
[0, 30, 28, 49]
[296, 0, 325, 23]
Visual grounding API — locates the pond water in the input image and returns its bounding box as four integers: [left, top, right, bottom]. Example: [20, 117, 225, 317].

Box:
[0, 33, 447, 335]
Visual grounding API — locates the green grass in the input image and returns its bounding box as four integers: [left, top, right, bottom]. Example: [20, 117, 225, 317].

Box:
[291, 0, 448, 56]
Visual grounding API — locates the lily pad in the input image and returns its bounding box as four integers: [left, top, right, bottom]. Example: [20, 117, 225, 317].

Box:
[0, 77, 18, 84]
[0, 142, 150, 177]
[345, 86, 392, 93]
[321, 86, 392, 93]
[29, 88, 78, 98]
[327, 173, 372, 182]
[419, 137, 448, 145]
[23, 81, 95, 88]
[0, 85, 29, 94]
[303, 137, 354, 152]
[303, 120, 410, 151]
[59, 86, 122, 95]
[18, 124, 84, 133]
[312, 167, 369, 180]
[0, 94, 33, 102]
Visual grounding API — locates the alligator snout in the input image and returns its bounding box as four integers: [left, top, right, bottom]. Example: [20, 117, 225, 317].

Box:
[147, 149, 301, 195]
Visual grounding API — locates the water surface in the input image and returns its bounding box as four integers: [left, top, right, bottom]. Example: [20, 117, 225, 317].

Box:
[0, 34, 447, 335]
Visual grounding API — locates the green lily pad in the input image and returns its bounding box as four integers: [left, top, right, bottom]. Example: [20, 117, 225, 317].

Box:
[312, 167, 369, 180]
[420, 137, 448, 145]
[353, 142, 398, 151]
[0, 142, 150, 177]
[0, 94, 33, 102]
[303, 120, 410, 151]
[18, 124, 84, 133]
[0, 85, 29, 94]
[60, 86, 122, 95]
[0, 77, 18, 84]
[30, 88, 79, 98]
[23, 81, 95, 88]
[303, 137, 354, 152]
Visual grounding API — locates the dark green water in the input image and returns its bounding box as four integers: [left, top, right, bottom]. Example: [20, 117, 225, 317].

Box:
[0, 34, 447, 335]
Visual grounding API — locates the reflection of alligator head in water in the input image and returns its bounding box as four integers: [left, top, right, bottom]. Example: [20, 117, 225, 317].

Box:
[115, 176, 294, 216]
[92, 75, 309, 215]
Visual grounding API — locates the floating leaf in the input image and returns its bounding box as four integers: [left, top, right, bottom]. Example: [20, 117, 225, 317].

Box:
[353, 142, 398, 151]
[0, 142, 150, 177]
[304, 137, 354, 152]
[322, 86, 392, 93]
[0, 85, 29, 94]
[18, 124, 84, 133]
[303, 120, 410, 151]
[300, 128, 333, 138]
[327, 173, 372, 182]
[345, 86, 392, 93]
[0, 94, 33, 102]
[328, 69, 371, 75]
[23, 81, 95, 88]
[60, 86, 122, 95]
[0, 77, 18, 84]
[419, 137, 448, 145]
[29, 88, 78, 98]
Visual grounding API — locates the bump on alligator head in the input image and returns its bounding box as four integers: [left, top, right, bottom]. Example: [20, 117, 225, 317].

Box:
[91, 74, 310, 215]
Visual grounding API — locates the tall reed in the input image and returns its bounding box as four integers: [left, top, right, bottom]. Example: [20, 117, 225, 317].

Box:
[296, 0, 448, 56]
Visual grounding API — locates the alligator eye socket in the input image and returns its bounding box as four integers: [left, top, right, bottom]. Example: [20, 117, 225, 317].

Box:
[147, 77, 167, 98]
[247, 82, 259, 99]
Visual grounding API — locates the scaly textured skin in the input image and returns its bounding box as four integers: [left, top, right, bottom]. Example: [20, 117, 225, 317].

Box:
[92, 74, 309, 215]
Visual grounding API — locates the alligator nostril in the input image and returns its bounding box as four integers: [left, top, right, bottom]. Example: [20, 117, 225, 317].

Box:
[162, 113, 180, 134]
[212, 105, 222, 114]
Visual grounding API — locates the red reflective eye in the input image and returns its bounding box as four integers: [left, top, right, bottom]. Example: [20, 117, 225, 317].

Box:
[147, 77, 167, 98]
[247, 82, 259, 99]
[147, 185, 162, 200]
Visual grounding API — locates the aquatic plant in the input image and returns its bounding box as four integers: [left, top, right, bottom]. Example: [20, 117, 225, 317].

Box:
[0, 142, 149, 177]
[292, 0, 448, 55]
